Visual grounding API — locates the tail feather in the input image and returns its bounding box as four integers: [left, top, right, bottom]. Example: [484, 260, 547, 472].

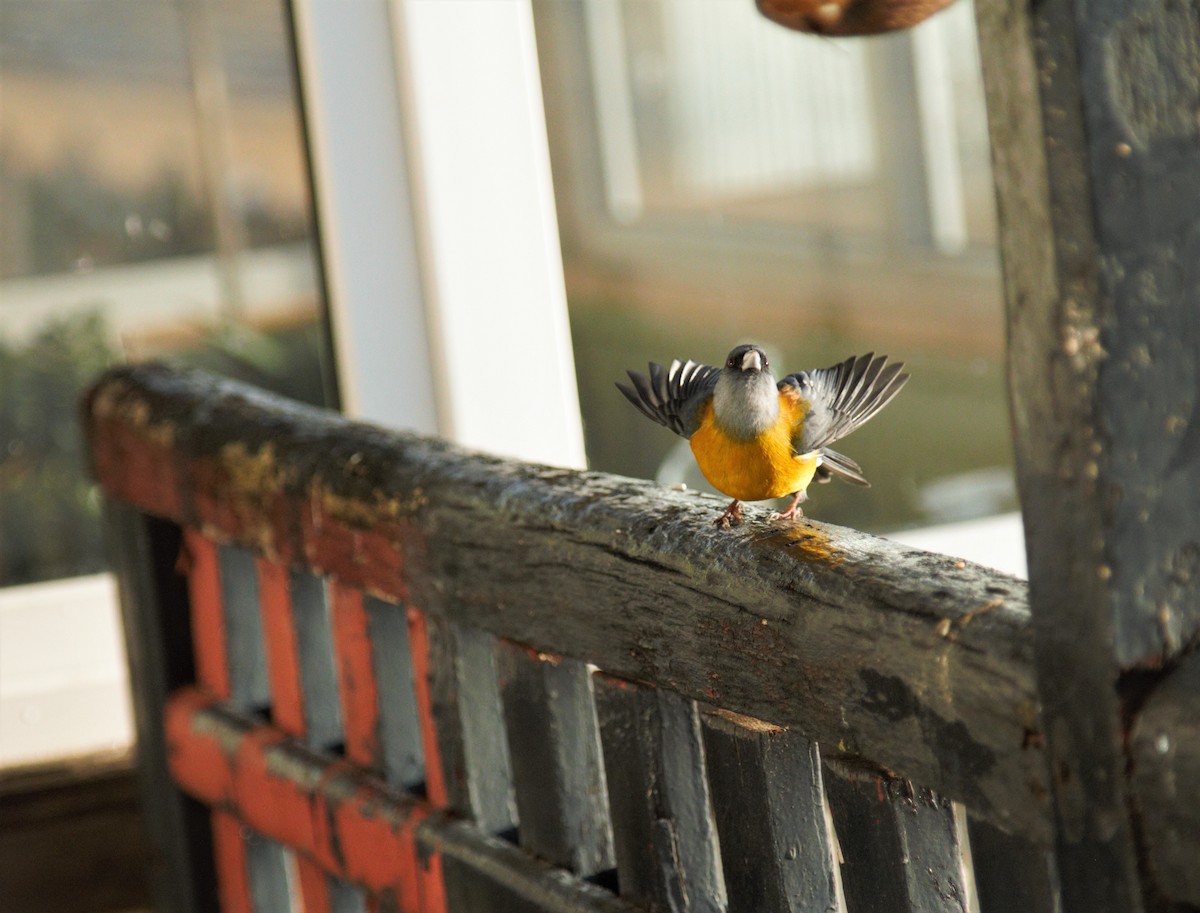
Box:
[818, 447, 871, 487]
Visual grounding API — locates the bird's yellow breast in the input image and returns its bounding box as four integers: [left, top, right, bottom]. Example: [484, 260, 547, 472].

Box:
[689, 397, 818, 501]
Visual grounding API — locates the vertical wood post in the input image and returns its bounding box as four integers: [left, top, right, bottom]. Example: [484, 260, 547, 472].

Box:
[974, 0, 1200, 907]
[104, 506, 216, 913]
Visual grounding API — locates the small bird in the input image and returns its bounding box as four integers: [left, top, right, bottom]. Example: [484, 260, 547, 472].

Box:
[617, 344, 909, 527]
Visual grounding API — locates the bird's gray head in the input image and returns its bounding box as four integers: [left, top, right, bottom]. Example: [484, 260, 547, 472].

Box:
[713, 344, 779, 440]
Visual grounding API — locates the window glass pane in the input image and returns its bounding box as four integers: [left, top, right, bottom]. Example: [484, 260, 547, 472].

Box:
[0, 0, 335, 588]
[535, 0, 1016, 536]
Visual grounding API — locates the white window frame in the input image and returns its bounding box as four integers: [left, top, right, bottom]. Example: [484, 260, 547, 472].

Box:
[292, 0, 586, 470]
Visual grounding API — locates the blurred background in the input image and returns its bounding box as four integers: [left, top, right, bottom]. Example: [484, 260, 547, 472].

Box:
[0, 1, 1015, 907]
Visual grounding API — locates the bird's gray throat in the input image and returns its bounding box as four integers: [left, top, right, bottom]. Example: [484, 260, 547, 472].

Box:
[713, 373, 779, 441]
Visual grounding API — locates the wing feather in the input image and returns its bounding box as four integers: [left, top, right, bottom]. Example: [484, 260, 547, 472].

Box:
[616, 358, 720, 439]
[780, 353, 909, 456]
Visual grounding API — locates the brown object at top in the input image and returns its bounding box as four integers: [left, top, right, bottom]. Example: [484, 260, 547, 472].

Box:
[756, 0, 956, 35]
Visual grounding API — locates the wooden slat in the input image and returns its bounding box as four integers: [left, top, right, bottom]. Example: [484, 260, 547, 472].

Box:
[422, 615, 516, 833]
[824, 762, 969, 913]
[496, 643, 615, 877]
[329, 581, 384, 771]
[258, 558, 307, 738]
[1129, 652, 1200, 907]
[966, 815, 1057, 913]
[244, 831, 294, 912]
[82, 365, 1047, 840]
[184, 530, 264, 912]
[105, 505, 217, 913]
[407, 607, 449, 809]
[699, 711, 839, 913]
[257, 557, 352, 913]
[218, 544, 271, 714]
[212, 811, 255, 913]
[593, 676, 724, 912]
[165, 687, 632, 913]
[361, 595, 426, 792]
[328, 878, 369, 913]
[184, 527, 230, 700]
[290, 570, 344, 751]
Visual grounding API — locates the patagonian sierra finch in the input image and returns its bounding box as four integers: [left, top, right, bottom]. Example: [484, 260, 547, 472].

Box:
[617, 345, 909, 527]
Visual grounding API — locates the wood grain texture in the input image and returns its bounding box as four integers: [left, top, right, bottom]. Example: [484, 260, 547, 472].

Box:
[594, 676, 725, 912]
[423, 617, 517, 834]
[966, 814, 1058, 913]
[974, 0, 1200, 904]
[496, 644, 615, 877]
[699, 711, 839, 913]
[824, 763, 969, 913]
[361, 594, 426, 792]
[82, 364, 1049, 841]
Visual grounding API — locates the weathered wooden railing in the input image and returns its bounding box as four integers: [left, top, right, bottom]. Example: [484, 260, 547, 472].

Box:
[82, 363, 1074, 913]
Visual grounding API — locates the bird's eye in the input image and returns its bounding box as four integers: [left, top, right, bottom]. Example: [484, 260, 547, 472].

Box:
[726, 359, 735, 368]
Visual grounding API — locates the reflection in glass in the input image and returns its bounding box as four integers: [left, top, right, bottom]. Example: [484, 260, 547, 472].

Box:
[535, 0, 1015, 534]
[0, 0, 335, 586]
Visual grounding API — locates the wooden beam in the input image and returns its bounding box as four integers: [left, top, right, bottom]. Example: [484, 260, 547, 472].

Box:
[84, 363, 1046, 840]
[974, 0, 1200, 906]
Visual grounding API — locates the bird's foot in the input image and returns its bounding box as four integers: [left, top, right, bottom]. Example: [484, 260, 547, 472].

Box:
[770, 491, 806, 522]
[715, 499, 744, 528]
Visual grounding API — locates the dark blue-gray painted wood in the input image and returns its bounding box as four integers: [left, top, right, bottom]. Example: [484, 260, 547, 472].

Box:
[973, 0, 1199, 902]
[497, 642, 615, 877]
[244, 835, 291, 913]
[824, 762, 968, 913]
[290, 570, 343, 751]
[454, 624, 518, 834]
[328, 875, 368, 913]
[103, 504, 216, 913]
[434, 823, 640, 913]
[363, 594, 425, 791]
[424, 614, 517, 833]
[593, 677, 725, 912]
[217, 544, 270, 715]
[700, 712, 838, 913]
[966, 815, 1057, 913]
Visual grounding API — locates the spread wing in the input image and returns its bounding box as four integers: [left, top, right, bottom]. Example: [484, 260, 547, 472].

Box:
[780, 352, 909, 460]
[616, 359, 720, 439]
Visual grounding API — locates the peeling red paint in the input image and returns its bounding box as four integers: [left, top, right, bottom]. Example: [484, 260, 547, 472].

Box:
[296, 859, 333, 912]
[90, 415, 183, 519]
[406, 608, 448, 809]
[330, 581, 383, 770]
[184, 529, 230, 700]
[212, 811, 254, 913]
[165, 687, 443, 912]
[300, 509, 412, 604]
[257, 557, 306, 737]
[165, 688, 236, 800]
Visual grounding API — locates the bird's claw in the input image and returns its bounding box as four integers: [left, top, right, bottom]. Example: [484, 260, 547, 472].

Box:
[715, 499, 744, 528]
[769, 506, 804, 521]
[770, 491, 807, 522]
